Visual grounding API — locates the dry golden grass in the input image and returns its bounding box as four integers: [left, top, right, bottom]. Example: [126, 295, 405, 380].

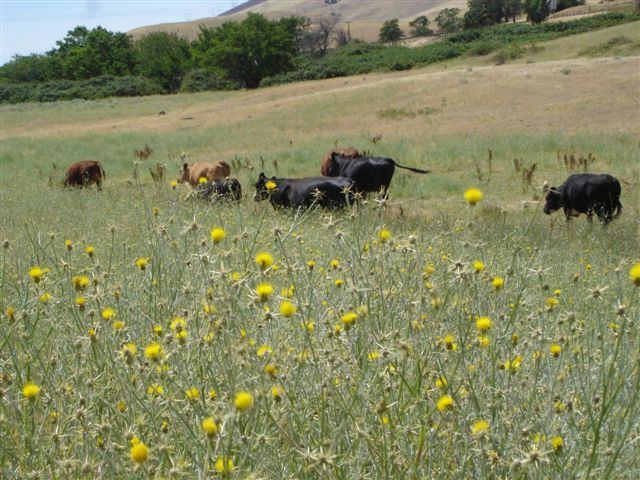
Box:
[3, 56, 638, 143]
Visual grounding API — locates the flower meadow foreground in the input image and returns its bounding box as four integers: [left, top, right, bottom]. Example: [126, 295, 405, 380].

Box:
[1, 189, 639, 479]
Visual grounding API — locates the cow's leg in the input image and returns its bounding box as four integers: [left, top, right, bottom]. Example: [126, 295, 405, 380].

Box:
[586, 210, 593, 223]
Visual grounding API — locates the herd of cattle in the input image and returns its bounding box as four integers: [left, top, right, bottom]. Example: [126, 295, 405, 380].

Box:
[63, 147, 624, 224]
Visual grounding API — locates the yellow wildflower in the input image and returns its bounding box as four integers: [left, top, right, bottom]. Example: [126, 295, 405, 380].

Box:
[435, 376, 448, 389]
[546, 297, 559, 310]
[265, 181, 277, 191]
[341, 311, 358, 326]
[144, 343, 164, 362]
[72, 275, 90, 290]
[256, 283, 273, 302]
[551, 435, 564, 451]
[234, 390, 254, 411]
[22, 382, 41, 399]
[279, 300, 297, 317]
[471, 419, 490, 435]
[473, 260, 485, 272]
[271, 385, 284, 401]
[101, 308, 116, 321]
[492, 277, 504, 290]
[85, 246, 95, 257]
[39, 292, 52, 303]
[185, 387, 200, 401]
[256, 345, 272, 357]
[210, 227, 225, 244]
[464, 188, 483, 205]
[201, 417, 219, 436]
[475, 316, 492, 331]
[550, 344, 562, 357]
[255, 252, 274, 270]
[378, 228, 392, 243]
[130, 439, 148, 464]
[29, 267, 46, 283]
[436, 395, 454, 412]
[135, 257, 150, 270]
[215, 456, 234, 473]
[629, 263, 640, 286]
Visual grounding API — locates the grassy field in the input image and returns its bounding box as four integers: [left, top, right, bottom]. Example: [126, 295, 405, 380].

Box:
[1, 23, 639, 479]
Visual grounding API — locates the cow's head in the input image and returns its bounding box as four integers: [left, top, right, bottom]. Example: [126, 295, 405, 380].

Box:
[254, 172, 276, 202]
[543, 188, 562, 215]
[324, 153, 342, 176]
[179, 163, 190, 183]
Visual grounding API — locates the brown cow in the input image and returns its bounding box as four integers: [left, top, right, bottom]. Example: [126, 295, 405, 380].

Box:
[320, 147, 362, 176]
[64, 160, 106, 190]
[180, 161, 231, 186]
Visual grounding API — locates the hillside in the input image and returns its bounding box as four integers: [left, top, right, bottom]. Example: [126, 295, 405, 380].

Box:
[128, 0, 467, 42]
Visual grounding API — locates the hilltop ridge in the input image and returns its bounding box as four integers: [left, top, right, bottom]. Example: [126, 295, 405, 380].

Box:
[128, 0, 467, 42]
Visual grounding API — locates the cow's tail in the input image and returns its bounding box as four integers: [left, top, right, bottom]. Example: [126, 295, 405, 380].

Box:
[613, 199, 623, 219]
[390, 159, 430, 174]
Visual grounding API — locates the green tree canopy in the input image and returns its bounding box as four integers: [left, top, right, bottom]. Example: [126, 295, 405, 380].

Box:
[379, 19, 404, 42]
[409, 16, 433, 36]
[192, 13, 298, 88]
[523, 0, 550, 23]
[0, 54, 54, 83]
[135, 32, 191, 92]
[463, 0, 508, 29]
[49, 26, 136, 80]
[435, 8, 462, 33]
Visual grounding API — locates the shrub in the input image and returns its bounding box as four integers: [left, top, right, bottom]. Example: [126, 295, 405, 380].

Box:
[180, 69, 243, 92]
[0, 76, 162, 104]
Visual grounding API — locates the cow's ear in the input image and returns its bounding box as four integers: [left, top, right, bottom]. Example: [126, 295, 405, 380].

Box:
[258, 172, 265, 180]
[182, 163, 189, 171]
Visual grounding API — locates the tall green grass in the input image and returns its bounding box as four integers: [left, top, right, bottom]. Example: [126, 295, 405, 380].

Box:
[1, 178, 638, 478]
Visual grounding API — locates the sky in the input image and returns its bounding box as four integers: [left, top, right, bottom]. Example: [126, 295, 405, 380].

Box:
[0, 1, 238, 65]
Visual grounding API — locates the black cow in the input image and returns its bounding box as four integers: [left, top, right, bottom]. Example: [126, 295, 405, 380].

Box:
[322, 153, 430, 197]
[543, 173, 622, 224]
[194, 178, 242, 202]
[254, 173, 355, 209]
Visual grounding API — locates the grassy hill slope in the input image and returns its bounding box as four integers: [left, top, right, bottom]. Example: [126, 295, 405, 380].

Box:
[2, 22, 639, 218]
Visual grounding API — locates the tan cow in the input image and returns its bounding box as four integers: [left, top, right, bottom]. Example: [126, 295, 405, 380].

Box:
[320, 147, 362, 176]
[180, 161, 231, 186]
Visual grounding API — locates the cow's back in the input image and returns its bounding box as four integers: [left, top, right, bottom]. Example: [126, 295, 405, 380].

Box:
[341, 157, 394, 193]
[280, 176, 353, 208]
[187, 161, 230, 185]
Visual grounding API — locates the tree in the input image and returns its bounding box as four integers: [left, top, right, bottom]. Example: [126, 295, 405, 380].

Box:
[409, 16, 433, 36]
[192, 13, 298, 88]
[379, 19, 404, 42]
[49, 26, 136, 79]
[523, 0, 550, 23]
[297, 15, 341, 57]
[463, 0, 507, 29]
[135, 32, 190, 92]
[435, 8, 462, 33]
[504, 0, 523, 23]
[0, 54, 54, 83]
